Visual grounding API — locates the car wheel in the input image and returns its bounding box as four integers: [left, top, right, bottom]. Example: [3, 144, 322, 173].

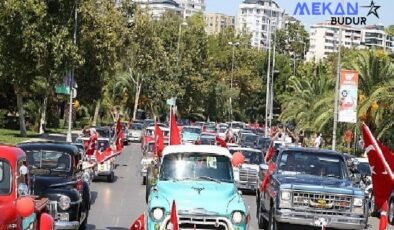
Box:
[389, 199, 394, 225]
[142, 176, 147, 185]
[257, 202, 268, 229]
[79, 202, 89, 230]
[107, 172, 115, 183]
[268, 206, 282, 230]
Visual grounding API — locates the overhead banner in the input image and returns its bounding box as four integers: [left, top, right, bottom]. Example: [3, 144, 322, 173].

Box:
[338, 70, 359, 123]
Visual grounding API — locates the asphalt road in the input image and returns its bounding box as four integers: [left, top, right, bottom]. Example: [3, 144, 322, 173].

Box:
[85, 143, 389, 230]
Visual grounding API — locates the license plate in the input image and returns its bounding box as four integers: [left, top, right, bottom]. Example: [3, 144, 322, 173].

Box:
[314, 217, 329, 227]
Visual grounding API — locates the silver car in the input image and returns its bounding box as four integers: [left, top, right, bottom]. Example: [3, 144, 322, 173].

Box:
[129, 123, 143, 142]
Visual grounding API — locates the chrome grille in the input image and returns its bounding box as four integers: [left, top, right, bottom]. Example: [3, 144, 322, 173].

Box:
[239, 168, 258, 183]
[47, 201, 57, 218]
[165, 215, 229, 230]
[292, 191, 352, 211]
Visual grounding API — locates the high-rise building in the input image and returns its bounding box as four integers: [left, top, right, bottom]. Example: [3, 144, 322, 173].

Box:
[306, 22, 393, 61]
[175, 0, 205, 18]
[362, 25, 394, 50]
[132, 0, 181, 19]
[306, 22, 362, 61]
[205, 13, 235, 35]
[236, 0, 285, 49]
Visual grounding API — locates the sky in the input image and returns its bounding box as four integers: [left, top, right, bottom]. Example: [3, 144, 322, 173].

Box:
[205, 0, 394, 28]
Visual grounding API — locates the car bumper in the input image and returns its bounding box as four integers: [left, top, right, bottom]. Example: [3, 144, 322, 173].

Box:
[128, 136, 141, 141]
[275, 209, 366, 229]
[54, 221, 80, 230]
[235, 181, 257, 191]
[96, 171, 113, 176]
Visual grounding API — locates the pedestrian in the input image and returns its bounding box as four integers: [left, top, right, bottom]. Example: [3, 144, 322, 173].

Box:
[298, 131, 305, 147]
[314, 133, 322, 148]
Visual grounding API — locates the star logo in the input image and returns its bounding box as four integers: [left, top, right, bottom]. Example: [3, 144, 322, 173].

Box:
[362, 0, 381, 19]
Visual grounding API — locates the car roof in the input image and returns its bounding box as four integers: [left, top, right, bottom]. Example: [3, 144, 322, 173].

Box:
[282, 147, 342, 156]
[162, 145, 232, 158]
[146, 127, 169, 131]
[17, 142, 79, 155]
[356, 157, 369, 163]
[183, 126, 202, 129]
[0, 145, 26, 162]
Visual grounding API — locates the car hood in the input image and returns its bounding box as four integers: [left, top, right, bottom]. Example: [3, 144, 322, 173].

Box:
[31, 175, 73, 196]
[151, 181, 245, 215]
[181, 132, 200, 141]
[130, 130, 142, 136]
[276, 175, 360, 195]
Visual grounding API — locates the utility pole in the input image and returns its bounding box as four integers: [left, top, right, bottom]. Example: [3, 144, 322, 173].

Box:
[264, 6, 273, 138]
[66, 2, 78, 142]
[228, 41, 239, 121]
[332, 24, 343, 150]
[269, 29, 276, 129]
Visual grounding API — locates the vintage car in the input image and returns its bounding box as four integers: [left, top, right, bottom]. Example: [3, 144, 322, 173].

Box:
[17, 142, 91, 230]
[128, 123, 144, 142]
[0, 145, 54, 230]
[257, 147, 367, 230]
[92, 138, 116, 182]
[238, 133, 258, 148]
[180, 126, 202, 144]
[195, 132, 216, 145]
[147, 145, 249, 230]
[141, 126, 170, 151]
[229, 147, 263, 192]
[140, 141, 169, 185]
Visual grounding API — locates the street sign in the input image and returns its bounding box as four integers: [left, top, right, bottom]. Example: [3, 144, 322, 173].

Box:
[55, 85, 70, 95]
[166, 97, 176, 106]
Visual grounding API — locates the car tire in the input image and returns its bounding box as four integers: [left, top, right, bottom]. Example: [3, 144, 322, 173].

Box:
[107, 172, 115, 183]
[257, 202, 268, 229]
[389, 198, 394, 225]
[79, 202, 89, 230]
[268, 206, 282, 230]
[142, 176, 147, 185]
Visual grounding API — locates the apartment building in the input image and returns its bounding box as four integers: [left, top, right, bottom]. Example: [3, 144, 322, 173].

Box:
[133, 0, 182, 19]
[236, 0, 285, 49]
[175, 0, 205, 18]
[205, 13, 235, 35]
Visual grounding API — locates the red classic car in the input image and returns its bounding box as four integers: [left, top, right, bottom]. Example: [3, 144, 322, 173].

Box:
[0, 145, 54, 230]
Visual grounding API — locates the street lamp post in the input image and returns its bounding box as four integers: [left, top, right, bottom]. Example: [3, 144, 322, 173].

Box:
[176, 21, 188, 67]
[228, 41, 239, 121]
[332, 26, 343, 150]
[66, 2, 78, 142]
[264, 18, 272, 138]
[269, 30, 277, 129]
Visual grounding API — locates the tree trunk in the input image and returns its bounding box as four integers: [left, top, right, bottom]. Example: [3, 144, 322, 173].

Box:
[92, 99, 101, 126]
[15, 89, 27, 137]
[132, 78, 142, 121]
[39, 96, 48, 134]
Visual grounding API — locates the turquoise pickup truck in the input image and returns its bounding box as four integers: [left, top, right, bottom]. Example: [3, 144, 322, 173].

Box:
[147, 145, 249, 230]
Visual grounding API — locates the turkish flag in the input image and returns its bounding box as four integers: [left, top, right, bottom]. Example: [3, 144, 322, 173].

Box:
[259, 162, 276, 192]
[362, 124, 394, 212]
[95, 148, 113, 164]
[170, 112, 181, 145]
[264, 142, 275, 162]
[116, 128, 124, 152]
[170, 200, 179, 230]
[116, 118, 122, 135]
[129, 214, 145, 230]
[155, 122, 164, 157]
[379, 201, 388, 230]
[215, 136, 227, 148]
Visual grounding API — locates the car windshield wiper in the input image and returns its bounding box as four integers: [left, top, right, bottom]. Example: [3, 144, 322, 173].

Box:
[196, 176, 222, 183]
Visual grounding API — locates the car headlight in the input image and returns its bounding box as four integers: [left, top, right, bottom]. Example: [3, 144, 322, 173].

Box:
[231, 211, 244, 224]
[151, 208, 164, 221]
[83, 171, 90, 183]
[58, 195, 71, 210]
[353, 197, 363, 207]
[281, 191, 291, 201]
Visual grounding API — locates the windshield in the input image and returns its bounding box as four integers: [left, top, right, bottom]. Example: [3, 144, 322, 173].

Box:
[218, 127, 227, 133]
[258, 138, 271, 148]
[358, 162, 371, 176]
[200, 137, 216, 145]
[160, 153, 233, 183]
[205, 126, 216, 132]
[96, 129, 110, 138]
[25, 150, 72, 174]
[231, 123, 244, 129]
[278, 151, 346, 179]
[229, 150, 262, 165]
[182, 127, 201, 134]
[97, 140, 110, 151]
[0, 159, 12, 195]
[244, 135, 257, 143]
[131, 123, 143, 130]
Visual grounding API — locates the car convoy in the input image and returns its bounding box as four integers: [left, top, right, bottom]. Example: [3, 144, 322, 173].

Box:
[1, 119, 389, 230]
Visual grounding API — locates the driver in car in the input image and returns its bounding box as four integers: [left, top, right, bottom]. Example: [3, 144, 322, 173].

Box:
[282, 154, 298, 171]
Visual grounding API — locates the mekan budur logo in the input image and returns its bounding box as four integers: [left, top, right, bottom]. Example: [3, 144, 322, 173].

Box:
[293, 0, 381, 25]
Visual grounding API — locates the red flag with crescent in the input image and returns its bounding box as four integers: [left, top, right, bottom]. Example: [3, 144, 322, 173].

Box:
[129, 214, 144, 230]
